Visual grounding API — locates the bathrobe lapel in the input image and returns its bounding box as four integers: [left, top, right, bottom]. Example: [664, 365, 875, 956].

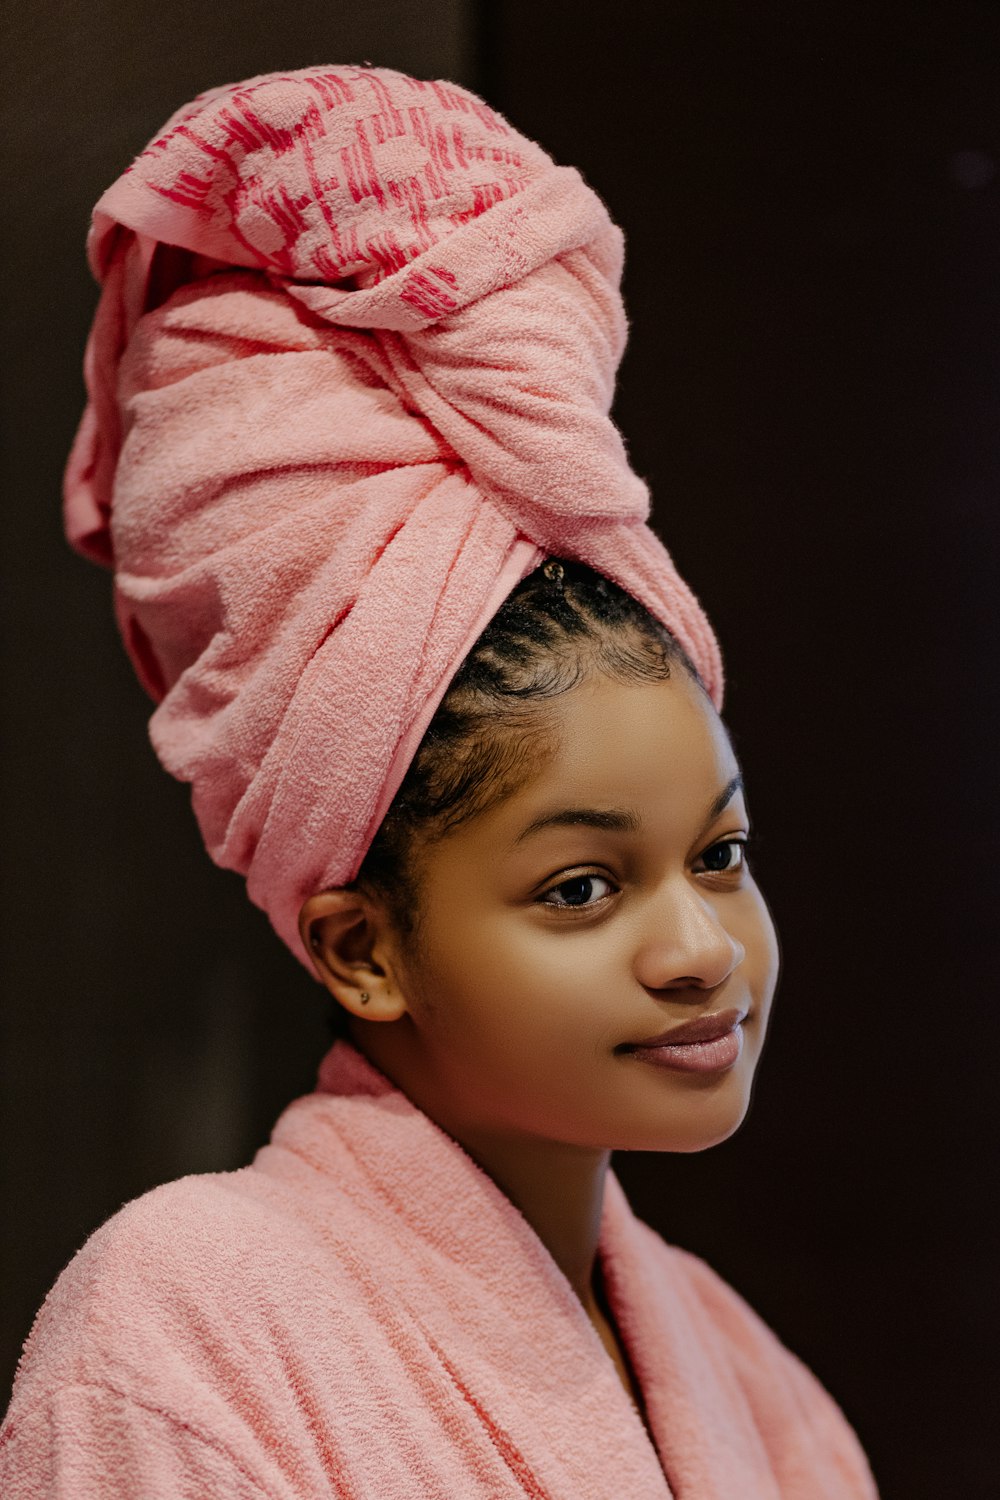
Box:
[299, 1040, 868, 1499]
[597, 1172, 788, 1497]
[310, 1041, 675, 1498]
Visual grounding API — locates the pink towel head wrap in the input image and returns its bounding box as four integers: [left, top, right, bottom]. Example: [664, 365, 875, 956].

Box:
[63, 64, 723, 975]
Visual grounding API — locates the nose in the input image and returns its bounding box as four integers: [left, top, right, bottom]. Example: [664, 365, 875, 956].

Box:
[633, 880, 745, 994]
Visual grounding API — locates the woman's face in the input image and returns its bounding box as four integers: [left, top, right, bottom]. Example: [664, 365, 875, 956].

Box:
[371, 666, 780, 1155]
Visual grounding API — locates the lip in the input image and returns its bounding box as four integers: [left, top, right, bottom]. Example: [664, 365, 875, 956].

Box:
[624, 1006, 748, 1050]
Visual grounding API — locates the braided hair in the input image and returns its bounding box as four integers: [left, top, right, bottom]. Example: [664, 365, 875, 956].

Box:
[326, 559, 702, 1037]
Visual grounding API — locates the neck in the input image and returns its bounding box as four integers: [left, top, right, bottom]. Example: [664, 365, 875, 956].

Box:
[450, 1126, 612, 1313]
[349, 1027, 611, 1313]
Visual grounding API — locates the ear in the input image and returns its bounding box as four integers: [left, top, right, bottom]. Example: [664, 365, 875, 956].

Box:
[298, 888, 409, 1026]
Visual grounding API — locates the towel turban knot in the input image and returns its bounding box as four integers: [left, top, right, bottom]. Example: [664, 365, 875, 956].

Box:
[63, 64, 723, 973]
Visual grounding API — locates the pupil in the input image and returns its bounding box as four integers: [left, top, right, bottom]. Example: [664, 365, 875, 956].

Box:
[561, 877, 593, 905]
[706, 844, 731, 870]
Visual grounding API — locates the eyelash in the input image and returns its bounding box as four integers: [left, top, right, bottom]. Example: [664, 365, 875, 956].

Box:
[538, 837, 751, 910]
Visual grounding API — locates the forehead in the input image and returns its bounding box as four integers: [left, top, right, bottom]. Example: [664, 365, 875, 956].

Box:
[462, 670, 741, 855]
[521, 670, 737, 808]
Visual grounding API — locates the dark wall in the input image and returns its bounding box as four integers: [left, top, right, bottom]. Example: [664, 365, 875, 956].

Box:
[3, 4, 997, 1495]
[482, 4, 999, 1495]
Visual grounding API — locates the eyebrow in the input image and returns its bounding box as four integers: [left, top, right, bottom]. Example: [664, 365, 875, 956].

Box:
[513, 773, 745, 846]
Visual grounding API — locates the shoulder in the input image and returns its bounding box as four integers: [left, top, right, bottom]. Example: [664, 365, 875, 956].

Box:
[650, 1231, 799, 1356]
[633, 1223, 877, 1485]
[635, 1219, 814, 1365]
[6, 1165, 330, 1414]
[1, 1169, 326, 1495]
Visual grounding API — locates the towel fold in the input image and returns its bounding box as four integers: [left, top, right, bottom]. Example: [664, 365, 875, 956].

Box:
[63, 63, 722, 970]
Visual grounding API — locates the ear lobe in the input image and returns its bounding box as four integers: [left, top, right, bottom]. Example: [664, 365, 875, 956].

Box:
[298, 887, 408, 1025]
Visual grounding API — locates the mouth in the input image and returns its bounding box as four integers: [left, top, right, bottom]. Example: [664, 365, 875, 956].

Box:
[619, 1007, 748, 1075]
[623, 1007, 748, 1051]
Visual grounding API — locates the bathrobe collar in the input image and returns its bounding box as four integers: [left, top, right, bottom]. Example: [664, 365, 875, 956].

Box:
[296, 1038, 785, 1499]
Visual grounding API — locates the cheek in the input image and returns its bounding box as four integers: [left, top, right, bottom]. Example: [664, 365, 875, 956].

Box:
[402, 907, 529, 1029]
[408, 905, 591, 1047]
[738, 882, 780, 1005]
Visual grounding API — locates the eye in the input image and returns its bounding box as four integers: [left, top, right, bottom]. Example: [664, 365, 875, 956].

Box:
[695, 837, 748, 874]
[539, 873, 616, 909]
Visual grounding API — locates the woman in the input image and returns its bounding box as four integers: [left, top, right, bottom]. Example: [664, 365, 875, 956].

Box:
[0, 64, 878, 1497]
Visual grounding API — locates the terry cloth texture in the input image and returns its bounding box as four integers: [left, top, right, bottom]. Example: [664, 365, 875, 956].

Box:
[62, 64, 723, 973]
[1, 1039, 878, 1499]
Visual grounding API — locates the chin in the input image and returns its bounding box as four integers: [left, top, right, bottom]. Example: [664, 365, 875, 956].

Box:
[667, 1113, 749, 1153]
[628, 1078, 755, 1153]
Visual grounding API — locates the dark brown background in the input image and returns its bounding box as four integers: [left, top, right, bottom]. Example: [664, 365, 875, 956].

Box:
[3, 3, 998, 1495]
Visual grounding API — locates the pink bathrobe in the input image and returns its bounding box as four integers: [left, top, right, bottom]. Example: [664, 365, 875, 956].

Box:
[1, 1039, 877, 1498]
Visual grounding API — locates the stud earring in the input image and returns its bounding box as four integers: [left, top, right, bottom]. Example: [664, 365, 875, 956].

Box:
[359, 992, 370, 1005]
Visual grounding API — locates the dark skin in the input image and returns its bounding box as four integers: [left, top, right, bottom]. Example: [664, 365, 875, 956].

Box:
[299, 667, 780, 1417]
